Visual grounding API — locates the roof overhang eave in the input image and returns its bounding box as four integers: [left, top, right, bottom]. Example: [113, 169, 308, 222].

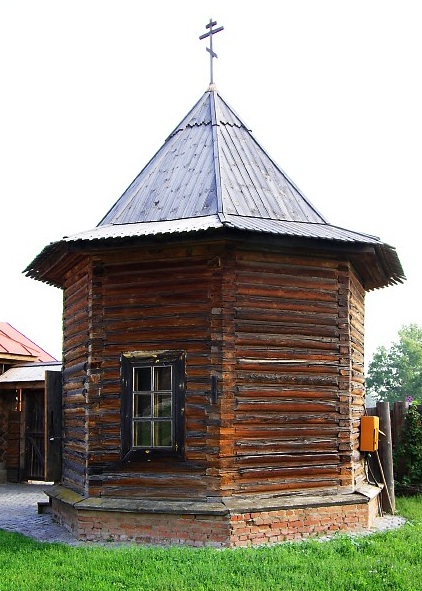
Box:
[23, 220, 405, 292]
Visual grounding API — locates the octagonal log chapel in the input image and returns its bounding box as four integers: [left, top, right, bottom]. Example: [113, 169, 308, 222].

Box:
[26, 57, 404, 544]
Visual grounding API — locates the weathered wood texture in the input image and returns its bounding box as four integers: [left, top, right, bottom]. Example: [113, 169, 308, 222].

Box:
[0, 395, 20, 481]
[60, 238, 366, 499]
[348, 267, 366, 487]
[229, 250, 365, 495]
[0, 395, 9, 463]
[62, 258, 92, 494]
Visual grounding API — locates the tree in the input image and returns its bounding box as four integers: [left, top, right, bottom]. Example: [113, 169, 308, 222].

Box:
[366, 324, 422, 403]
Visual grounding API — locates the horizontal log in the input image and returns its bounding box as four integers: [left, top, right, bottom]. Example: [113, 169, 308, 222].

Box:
[237, 270, 338, 291]
[236, 295, 338, 314]
[233, 413, 340, 424]
[235, 320, 339, 338]
[235, 306, 338, 325]
[235, 249, 340, 270]
[236, 372, 340, 386]
[235, 387, 340, 400]
[237, 284, 337, 302]
[234, 453, 339, 467]
[235, 333, 340, 350]
[234, 399, 338, 412]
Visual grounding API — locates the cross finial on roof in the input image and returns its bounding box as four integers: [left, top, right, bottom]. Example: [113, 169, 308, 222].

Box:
[199, 18, 224, 87]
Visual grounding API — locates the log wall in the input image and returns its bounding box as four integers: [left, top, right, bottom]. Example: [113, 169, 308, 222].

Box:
[62, 258, 92, 494]
[84, 242, 224, 499]
[228, 249, 363, 496]
[349, 266, 366, 487]
[60, 237, 366, 499]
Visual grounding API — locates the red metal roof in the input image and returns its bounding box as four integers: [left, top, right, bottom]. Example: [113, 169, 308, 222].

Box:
[0, 322, 56, 362]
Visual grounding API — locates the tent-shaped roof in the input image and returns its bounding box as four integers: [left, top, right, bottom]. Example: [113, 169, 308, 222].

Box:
[24, 87, 405, 291]
[98, 88, 326, 226]
[0, 322, 57, 363]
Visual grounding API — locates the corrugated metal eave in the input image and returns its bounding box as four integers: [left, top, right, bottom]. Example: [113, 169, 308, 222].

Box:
[0, 362, 62, 383]
[68, 216, 224, 241]
[63, 216, 383, 244]
[24, 216, 405, 290]
[223, 216, 382, 243]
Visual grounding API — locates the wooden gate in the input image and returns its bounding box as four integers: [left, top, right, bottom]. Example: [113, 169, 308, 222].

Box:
[45, 370, 62, 482]
[24, 390, 45, 480]
[22, 371, 62, 482]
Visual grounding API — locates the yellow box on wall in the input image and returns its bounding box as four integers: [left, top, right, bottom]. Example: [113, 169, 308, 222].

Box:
[360, 415, 380, 452]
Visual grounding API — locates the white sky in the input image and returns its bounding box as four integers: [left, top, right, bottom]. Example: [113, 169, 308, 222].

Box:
[1, 1, 420, 365]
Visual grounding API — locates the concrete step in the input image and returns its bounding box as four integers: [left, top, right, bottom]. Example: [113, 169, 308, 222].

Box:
[38, 500, 52, 514]
[0, 462, 7, 483]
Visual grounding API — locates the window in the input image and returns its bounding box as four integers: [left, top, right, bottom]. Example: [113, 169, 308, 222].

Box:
[121, 351, 185, 460]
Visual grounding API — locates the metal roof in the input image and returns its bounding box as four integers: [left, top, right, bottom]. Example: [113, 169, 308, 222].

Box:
[0, 322, 57, 362]
[0, 361, 61, 384]
[61, 216, 381, 244]
[24, 86, 405, 291]
[98, 89, 327, 226]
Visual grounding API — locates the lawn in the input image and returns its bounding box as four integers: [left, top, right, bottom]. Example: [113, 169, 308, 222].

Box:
[0, 496, 421, 591]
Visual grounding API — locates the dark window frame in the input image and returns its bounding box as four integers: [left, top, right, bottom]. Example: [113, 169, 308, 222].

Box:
[121, 350, 185, 461]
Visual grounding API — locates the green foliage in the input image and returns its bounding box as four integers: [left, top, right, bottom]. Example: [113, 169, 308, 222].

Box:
[394, 405, 422, 490]
[0, 497, 421, 591]
[366, 324, 422, 403]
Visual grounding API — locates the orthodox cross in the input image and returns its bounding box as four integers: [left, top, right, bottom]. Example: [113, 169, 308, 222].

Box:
[199, 19, 224, 85]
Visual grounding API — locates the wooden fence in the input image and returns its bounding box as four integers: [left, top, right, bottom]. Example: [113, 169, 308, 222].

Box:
[367, 401, 422, 449]
[389, 402, 422, 449]
[366, 401, 422, 512]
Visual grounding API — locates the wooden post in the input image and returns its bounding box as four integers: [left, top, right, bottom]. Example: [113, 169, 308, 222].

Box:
[392, 401, 408, 481]
[376, 401, 395, 513]
[391, 401, 408, 448]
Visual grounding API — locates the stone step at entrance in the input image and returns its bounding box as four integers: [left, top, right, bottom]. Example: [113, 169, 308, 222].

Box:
[0, 462, 7, 483]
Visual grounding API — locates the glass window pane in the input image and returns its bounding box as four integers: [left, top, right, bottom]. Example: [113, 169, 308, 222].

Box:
[154, 421, 172, 447]
[134, 394, 151, 417]
[133, 421, 151, 447]
[128, 358, 180, 453]
[154, 366, 172, 391]
[134, 367, 151, 391]
[154, 393, 172, 417]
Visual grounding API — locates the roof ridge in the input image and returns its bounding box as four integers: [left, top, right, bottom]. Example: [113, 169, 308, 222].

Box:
[209, 89, 226, 222]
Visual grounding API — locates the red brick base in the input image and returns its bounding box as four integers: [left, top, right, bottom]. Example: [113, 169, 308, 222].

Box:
[48, 486, 381, 547]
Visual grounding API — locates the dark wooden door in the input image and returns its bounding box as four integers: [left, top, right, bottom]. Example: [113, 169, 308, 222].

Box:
[22, 372, 62, 482]
[24, 390, 45, 480]
[45, 370, 62, 482]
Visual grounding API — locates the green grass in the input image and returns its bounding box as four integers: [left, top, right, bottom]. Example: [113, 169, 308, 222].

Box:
[1, 497, 421, 591]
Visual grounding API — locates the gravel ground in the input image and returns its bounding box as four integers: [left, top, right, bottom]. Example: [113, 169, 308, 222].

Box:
[0, 482, 83, 545]
[0, 482, 407, 546]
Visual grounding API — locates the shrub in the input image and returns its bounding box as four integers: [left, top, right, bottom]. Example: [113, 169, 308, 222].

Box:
[394, 404, 422, 492]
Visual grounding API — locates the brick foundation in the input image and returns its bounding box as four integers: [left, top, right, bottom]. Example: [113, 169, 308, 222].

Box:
[48, 485, 381, 547]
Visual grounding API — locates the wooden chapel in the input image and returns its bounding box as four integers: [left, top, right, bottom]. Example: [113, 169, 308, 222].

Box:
[25, 24, 405, 546]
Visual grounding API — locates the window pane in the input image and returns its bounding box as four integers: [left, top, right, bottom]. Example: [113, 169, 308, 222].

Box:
[134, 394, 151, 417]
[154, 421, 172, 447]
[133, 421, 151, 447]
[154, 366, 172, 391]
[154, 393, 172, 417]
[134, 367, 151, 391]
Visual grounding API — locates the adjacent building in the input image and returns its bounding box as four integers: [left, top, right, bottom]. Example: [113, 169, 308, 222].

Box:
[0, 322, 60, 482]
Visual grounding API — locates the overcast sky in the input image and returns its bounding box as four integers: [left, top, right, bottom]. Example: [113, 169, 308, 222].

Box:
[1, 1, 420, 364]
